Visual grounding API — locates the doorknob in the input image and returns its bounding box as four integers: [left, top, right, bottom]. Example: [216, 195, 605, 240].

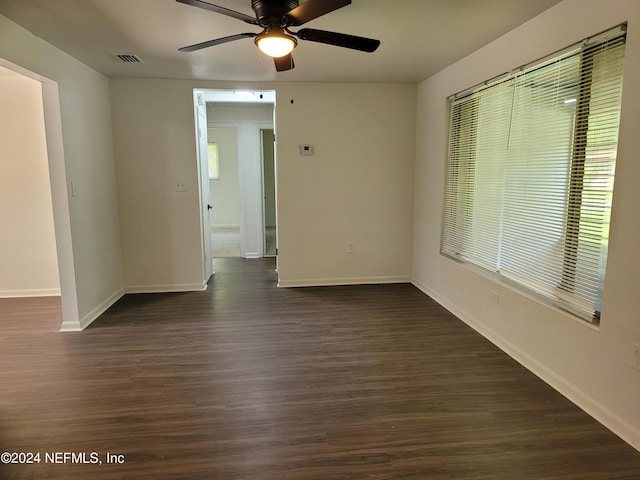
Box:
[207, 204, 213, 210]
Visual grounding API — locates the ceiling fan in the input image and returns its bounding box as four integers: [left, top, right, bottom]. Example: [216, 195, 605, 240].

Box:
[176, 0, 381, 71]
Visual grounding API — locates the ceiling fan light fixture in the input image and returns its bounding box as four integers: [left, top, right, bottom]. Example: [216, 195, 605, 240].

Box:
[176, 0, 380, 72]
[255, 29, 297, 58]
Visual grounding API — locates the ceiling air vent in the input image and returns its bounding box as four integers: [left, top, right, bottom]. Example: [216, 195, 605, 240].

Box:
[114, 54, 143, 63]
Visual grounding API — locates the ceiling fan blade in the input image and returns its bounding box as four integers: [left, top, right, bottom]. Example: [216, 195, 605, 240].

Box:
[286, 0, 351, 27]
[296, 29, 380, 52]
[176, 0, 258, 25]
[179, 33, 257, 52]
[274, 53, 295, 72]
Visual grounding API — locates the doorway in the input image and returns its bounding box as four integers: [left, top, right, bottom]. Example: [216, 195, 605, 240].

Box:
[208, 127, 242, 258]
[0, 60, 77, 330]
[194, 89, 276, 264]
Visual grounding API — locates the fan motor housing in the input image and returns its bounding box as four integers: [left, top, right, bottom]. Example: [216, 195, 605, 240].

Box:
[252, 0, 299, 25]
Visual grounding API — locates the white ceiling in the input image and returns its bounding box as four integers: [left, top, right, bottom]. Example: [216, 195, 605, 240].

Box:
[0, 0, 564, 84]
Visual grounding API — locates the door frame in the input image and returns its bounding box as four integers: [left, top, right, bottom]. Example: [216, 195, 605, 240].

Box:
[194, 89, 277, 263]
[0, 58, 80, 330]
[193, 90, 213, 282]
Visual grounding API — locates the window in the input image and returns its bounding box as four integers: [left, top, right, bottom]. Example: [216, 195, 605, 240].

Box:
[208, 142, 219, 180]
[442, 25, 626, 324]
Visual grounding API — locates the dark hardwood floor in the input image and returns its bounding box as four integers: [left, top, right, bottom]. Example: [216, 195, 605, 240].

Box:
[1, 258, 639, 479]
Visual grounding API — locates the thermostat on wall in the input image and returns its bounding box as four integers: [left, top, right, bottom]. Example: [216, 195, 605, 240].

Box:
[299, 144, 314, 156]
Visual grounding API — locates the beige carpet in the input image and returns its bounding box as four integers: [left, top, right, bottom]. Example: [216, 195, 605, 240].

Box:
[211, 227, 241, 257]
[212, 226, 277, 257]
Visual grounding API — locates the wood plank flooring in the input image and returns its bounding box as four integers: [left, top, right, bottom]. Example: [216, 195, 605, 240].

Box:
[1, 257, 639, 479]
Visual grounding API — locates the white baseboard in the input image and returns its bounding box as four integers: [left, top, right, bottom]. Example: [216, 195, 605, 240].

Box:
[60, 288, 125, 332]
[0, 288, 61, 298]
[60, 283, 207, 332]
[411, 277, 640, 453]
[59, 321, 83, 332]
[278, 275, 410, 288]
[125, 282, 207, 294]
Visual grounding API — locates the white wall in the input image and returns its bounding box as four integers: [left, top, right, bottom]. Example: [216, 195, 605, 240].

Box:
[110, 82, 273, 287]
[0, 14, 123, 330]
[0, 69, 59, 297]
[412, 0, 640, 449]
[110, 79, 205, 292]
[276, 83, 417, 286]
[208, 128, 240, 228]
[109, 79, 416, 290]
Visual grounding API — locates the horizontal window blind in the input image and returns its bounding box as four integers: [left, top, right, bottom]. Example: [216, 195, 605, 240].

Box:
[442, 26, 626, 323]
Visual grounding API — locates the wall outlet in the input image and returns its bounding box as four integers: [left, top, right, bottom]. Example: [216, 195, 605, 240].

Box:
[347, 242, 356, 255]
[632, 343, 640, 372]
[299, 144, 314, 156]
[489, 291, 500, 304]
[174, 180, 187, 192]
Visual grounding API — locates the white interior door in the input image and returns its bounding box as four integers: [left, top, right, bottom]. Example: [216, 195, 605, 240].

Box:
[194, 91, 213, 281]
